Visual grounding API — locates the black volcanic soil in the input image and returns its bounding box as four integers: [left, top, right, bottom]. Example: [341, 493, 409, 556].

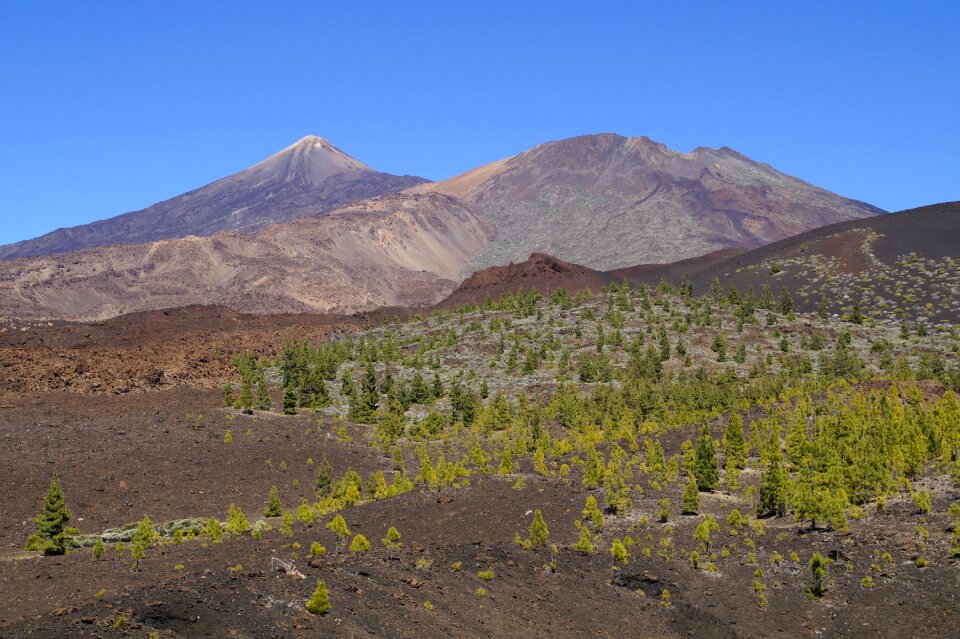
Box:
[3, 386, 959, 638]
[612, 248, 745, 286]
[684, 202, 960, 322]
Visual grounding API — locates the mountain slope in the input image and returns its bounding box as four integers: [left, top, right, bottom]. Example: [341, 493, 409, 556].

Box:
[684, 201, 960, 323]
[0, 193, 494, 320]
[438, 253, 614, 307]
[0, 136, 428, 260]
[412, 133, 882, 274]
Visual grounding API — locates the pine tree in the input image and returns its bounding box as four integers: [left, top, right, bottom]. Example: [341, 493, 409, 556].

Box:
[723, 413, 747, 470]
[255, 380, 272, 411]
[348, 370, 377, 423]
[409, 371, 430, 404]
[349, 533, 371, 555]
[278, 511, 293, 537]
[130, 515, 156, 567]
[383, 526, 402, 550]
[582, 495, 604, 530]
[711, 334, 727, 362]
[238, 379, 254, 414]
[306, 579, 331, 614]
[582, 446, 604, 488]
[780, 288, 796, 316]
[326, 514, 351, 542]
[679, 273, 693, 297]
[527, 509, 549, 547]
[263, 485, 283, 517]
[226, 504, 251, 535]
[282, 384, 298, 415]
[693, 424, 719, 491]
[757, 448, 789, 517]
[573, 525, 595, 554]
[222, 384, 235, 407]
[848, 302, 864, 325]
[808, 553, 831, 598]
[611, 538, 629, 564]
[92, 537, 105, 559]
[709, 277, 724, 301]
[361, 363, 379, 414]
[498, 448, 514, 475]
[315, 454, 334, 498]
[300, 369, 329, 409]
[25, 472, 78, 555]
[694, 515, 720, 552]
[205, 517, 224, 543]
[681, 475, 700, 514]
[658, 327, 671, 361]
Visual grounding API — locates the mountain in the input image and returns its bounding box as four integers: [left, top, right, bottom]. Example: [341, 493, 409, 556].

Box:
[680, 201, 960, 324]
[0, 193, 494, 320]
[411, 133, 883, 274]
[438, 253, 614, 308]
[0, 133, 889, 321]
[0, 136, 428, 260]
[440, 202, 960, 324]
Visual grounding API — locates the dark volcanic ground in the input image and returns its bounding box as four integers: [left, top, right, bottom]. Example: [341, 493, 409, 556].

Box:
[2, 386, 959, 638]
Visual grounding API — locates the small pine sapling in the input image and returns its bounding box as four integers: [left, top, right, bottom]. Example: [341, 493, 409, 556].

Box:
[808, 553, 831, 598]
[349, 534, 371, 555]
[681, 475, 700, 514]
[525, 509, 549, 548]
[573, 525, 595, 554]
[382, 526, 402, 550]
[326, 514, 351, 543]
[263, 486, 283, 517]
[305, 579, 331, 614]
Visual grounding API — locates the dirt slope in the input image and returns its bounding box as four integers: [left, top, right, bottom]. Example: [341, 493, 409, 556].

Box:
[0, 193, 495, 321]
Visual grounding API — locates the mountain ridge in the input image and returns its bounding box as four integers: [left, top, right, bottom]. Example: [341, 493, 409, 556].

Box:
[0, 136, 428, 260]
[0, 133, 890, 321]
[411, 133, 882, 274]
[0, 192, 493, 320]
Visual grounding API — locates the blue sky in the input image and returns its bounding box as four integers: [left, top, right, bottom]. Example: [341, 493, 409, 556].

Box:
[1, 1, 957, 245]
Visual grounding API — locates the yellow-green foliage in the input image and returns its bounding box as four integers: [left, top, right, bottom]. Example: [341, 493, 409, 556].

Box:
[349, 534, 371, 554]
[382, 526, 402, 550]
[326, 514, 350, 540]
[611, 538, 629, 564]
[573, 525, 595, 554]
[582, 496, 604, 530]
[306, 579, 331, 614]
[225, 505, 251, 536]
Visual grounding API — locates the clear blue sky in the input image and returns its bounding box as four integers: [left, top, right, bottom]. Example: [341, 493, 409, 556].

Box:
[1, 1, 957, 245]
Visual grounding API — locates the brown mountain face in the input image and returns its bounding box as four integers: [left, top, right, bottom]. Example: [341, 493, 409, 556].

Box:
[438, 253, 614, 307]
[0, 136, 428, 260]
[0, 193, 494, 320]
[0, 133, 887, 321]
[412, 133, 883, 274]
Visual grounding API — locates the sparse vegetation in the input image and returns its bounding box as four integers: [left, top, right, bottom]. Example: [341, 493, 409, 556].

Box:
[10, 272, 960, 636]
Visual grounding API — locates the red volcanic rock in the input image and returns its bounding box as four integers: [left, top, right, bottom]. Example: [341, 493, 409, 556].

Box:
[439, 253, 614, 307]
